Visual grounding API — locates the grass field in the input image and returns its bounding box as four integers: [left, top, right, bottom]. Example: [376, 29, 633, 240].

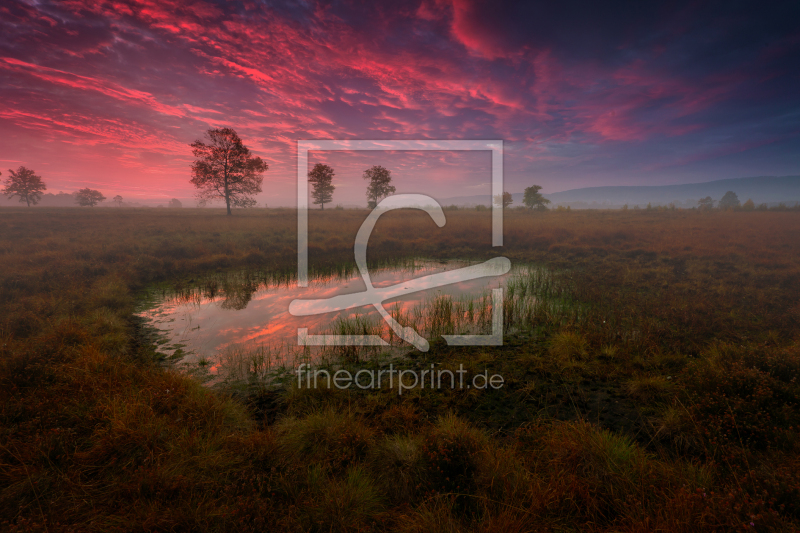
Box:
[2, 207, 800, 532]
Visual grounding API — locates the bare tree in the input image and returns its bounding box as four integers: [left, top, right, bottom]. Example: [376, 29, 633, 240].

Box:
[75, 188, 106, 207]
[190, 128, 268, 215]
[2, 166, 46, 207]
[363, 165, 395, 208]
[308, 163, 335, 209]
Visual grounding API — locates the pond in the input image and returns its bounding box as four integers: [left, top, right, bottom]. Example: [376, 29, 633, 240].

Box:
[136, 258, 553, 381]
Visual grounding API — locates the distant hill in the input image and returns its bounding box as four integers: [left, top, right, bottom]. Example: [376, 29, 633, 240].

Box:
[438, 175, 800, 208]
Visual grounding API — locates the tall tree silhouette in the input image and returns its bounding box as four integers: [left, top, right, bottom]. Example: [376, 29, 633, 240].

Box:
[190, 128, 268, 215]
[308, 163, 335, 209]
[2, 166, 46, 207]
[363, 165, 395, 208]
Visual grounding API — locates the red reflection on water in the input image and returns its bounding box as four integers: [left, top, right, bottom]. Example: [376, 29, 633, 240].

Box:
[137, 260, 516, 365]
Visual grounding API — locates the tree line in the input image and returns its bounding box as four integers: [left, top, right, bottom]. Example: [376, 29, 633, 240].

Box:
[0, 166, 112, 207]
[492, 186, 552, 210]
[189, 127, 555, 213]
[0, 127, 551, 212]
[188, 127, 400, 213]
[0, 167, 184, 208]
[14, 127, 776, 214]
[698, 191, 746, 210]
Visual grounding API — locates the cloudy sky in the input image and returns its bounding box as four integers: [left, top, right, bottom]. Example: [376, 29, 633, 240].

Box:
[1, 0, 799, 205]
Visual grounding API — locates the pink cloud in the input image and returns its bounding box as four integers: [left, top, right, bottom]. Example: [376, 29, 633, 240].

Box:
[0, 0, 786, 202]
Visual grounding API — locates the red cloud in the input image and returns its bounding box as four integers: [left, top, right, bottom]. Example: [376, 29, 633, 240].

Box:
[0, 0, 785, 201]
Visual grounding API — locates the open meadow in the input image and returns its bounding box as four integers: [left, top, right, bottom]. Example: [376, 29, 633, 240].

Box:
[2, 207, 800, 532]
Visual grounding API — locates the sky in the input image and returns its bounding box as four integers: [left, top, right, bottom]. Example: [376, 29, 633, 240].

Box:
[1, 0, 799, 206]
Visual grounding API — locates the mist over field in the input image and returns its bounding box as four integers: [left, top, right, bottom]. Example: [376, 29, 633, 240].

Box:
[435, 175, 800, 209]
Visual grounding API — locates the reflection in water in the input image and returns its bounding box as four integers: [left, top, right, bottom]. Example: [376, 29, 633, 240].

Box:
[219, 280, 259, 310]
[136, 259, 543, 378]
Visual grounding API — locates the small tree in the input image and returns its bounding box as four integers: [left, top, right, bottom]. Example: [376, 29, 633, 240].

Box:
[168, 198, 183, 208]
[698, 196, 714, 210]
[742, 198, 755, 211]
[2, 166, 46, 207]
[718, 191, 740, 210]
[522, 185, 551, 210]
[190, 128, 268, 215]
[112, 195, 123, 207]
[308, 163, 335, 209]
[363, 165, 395, 208]
[75, 188, 106, 207]
[494, 191, 513, 209]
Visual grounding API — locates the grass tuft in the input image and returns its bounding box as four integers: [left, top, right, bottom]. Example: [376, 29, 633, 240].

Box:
[548, 330, 588, 362]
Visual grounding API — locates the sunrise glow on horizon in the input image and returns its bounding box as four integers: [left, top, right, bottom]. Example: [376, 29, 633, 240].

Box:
[1, 0, 798, 205]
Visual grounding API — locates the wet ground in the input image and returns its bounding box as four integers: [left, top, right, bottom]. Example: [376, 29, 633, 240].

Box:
[135, 258, 533, 370]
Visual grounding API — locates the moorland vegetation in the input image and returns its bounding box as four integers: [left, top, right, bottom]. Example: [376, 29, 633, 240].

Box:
[1, 207, 799, 531]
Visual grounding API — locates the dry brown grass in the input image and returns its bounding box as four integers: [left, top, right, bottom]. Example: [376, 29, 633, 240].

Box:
[0, 206, 799, 531]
